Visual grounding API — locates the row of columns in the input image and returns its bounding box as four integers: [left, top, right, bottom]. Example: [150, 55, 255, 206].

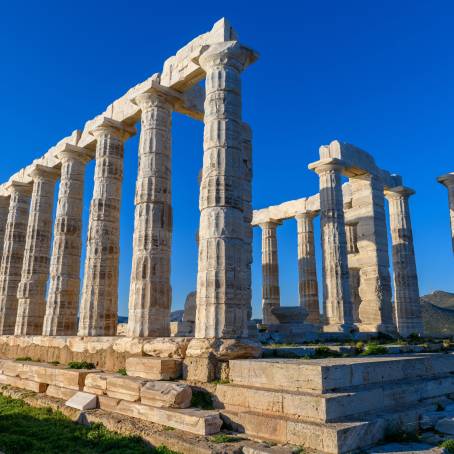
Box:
[0, 41, 254, 340]
[259, 158, 422, 337]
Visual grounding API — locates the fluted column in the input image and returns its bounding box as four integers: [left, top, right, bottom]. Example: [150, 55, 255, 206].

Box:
[43, 146, 90, 336]
[0, 196, 10, 259]
[296, 212, 320, 324]
[438, 173, 454, 252]
[385, 186, 423, 337]
[195, 41, 255, 339]
[127, 87, 176, 337]
[0, 182, 32, 334]
[259, 221, 281, 325]
[241, 123, 253, 321]
[15, 165, 59, 335]
[309, 158, 354, 332]
[78, 118, 135, 336]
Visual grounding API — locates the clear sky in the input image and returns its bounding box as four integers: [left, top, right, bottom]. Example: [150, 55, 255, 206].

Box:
[0, 1, 452, 318]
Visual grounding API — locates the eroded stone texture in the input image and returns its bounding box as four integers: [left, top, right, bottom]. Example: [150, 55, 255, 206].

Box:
[296, 213, 320, 324]
[15, 165, 59, 335]
[43, 146, 90, 336]
[347, 176, 394, 334]
[259, 221, 281, 325]
[0, 197, 10, 260]
[127, 87, 176, 337]
[309, 158, 354, 332]
[195, 41, 256, 339]
[438, 173, 454, 252]
[78, 118, 135, 336]
[385, 187, 423, 337]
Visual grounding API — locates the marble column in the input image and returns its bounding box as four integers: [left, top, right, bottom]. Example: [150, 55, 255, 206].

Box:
[385, 186, 423, 337]
[15, 165, 59, 335]
[349, 175, 395, 334]
[437, 173, 454, 252]
[42, 146, 90, 336]
[259, 221, 281, 325]
[309, 158, 354, 332]
[0, 182, 32, 334]
[195, 42, 255, 339]
[78, 118, 135, 336]
[296, 212, 320, 324]
[127, 87, 176, 337]
[0, 196, 10, 259]
[241, 123, 253, 321]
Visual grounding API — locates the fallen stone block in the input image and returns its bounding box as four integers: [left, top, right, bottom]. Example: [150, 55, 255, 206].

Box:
[143, 338, 191, 359]
[54, 368, 97, 390]
[66, 391, 98, 410]
[106, 375, 148, 401]
[46, 385, 77, 401]
[84, 373, 109, 392]
[125, 357, 182, 380]
[141, 381, 192, 408]
[183, 356, 217, 382]
[115, 400, 222, 435]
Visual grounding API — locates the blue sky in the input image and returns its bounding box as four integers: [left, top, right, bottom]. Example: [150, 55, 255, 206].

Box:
[0, 1, 452, 318]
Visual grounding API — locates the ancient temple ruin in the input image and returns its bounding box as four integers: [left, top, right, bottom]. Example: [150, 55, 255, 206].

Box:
[438, 172, 454, 251]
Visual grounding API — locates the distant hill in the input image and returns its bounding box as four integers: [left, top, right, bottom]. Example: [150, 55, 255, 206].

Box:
[421, 291, 454, 337]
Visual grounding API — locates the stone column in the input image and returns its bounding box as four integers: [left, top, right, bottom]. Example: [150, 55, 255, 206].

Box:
[0, 196, 10, 259]
[15, 165, 59, 335]
[259, 221, 281, 324]
[309, 158, 354, 332]
[241, 123, 253, 321]
[0, 182, 32, 334]
[42, 146, 90, 336]
[437, 173, 454, 252]
[385, 186, 423, 337]
[195, 42, 255, 339]
[78, 118, 135, 336]
[349, 175, 395, 334]
[296, 212, 320, 324]
[127, 87, 177, 337]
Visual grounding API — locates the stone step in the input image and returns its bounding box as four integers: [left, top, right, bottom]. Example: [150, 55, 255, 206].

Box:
[98, 395, 222, 436]
[215, 374, 454, 423]
[125, 357, 182, 380]
[229, 354, 454, 393]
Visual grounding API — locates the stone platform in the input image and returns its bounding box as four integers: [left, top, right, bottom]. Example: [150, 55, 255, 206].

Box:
[214, 354, 454, 453]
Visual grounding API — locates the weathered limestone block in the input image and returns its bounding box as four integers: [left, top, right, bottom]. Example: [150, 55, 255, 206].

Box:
[385, 187, 423, 337]
[66, 391, 98, 410]
[3, 375, 48, 393]
[46, 385, 76, 401]
[113, 400, 222, 435]
[128, 86, 178, 337]
[43, 146, 91, 336]
[437, 173, 454, 252]
[54, 368, 97, 390]
[259, 221, 281, 325]
[308, 158, 354, 332]
[142, 337, 191, 359]
[98, 395, 120, 412]
[78, 118, 135, 336]
[84, 372, 109, 392]
[141, 381, 192, 408]
[295, 212, 320, 324]
[106, 374, 148, 401]
[0, 182, 32, 334]
[195, 41, 257, 339]
[0, 196, 10, 261]
[125, 357, 182, 380]
[15, 165, 59, 335]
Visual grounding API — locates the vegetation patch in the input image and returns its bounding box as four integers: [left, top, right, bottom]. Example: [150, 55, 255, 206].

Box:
[0, 394, 180, 453]
[361, 342, 387, 356]
[117, 368, 127, 376]
[190, 390, 214, 410]
[209, 433, 242, 443]
[440, 439, 454, 453]
[15, 357, 34, 362]
[313, 346, 342, 358]
[67, 361, 96, 370]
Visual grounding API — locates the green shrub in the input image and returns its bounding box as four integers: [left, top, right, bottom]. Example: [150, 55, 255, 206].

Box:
[117, 368, 127, 376]
[313, 346, 342, 358]
[190, 390, 214, 410]
[209, 434, 241, 443]
[440, 439, 454, 453]
[361, 343, 387, 356]
[15, 357, 33, 362]
[67, 361, 96, 370]
[48, 361, 60, 366]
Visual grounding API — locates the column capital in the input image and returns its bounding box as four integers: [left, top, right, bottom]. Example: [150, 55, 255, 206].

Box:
[385, 186, 415, 200]
[295, 211, 318, 222]
[89, 117, 136, 141]
[56, 144, 92, 164]
[308, 158, 346, 175]
[5, 180, 33, 197]
[258, 219, 282, 230]
[131, 82, 182, 110]
[196, 41, 258, 72]
[438, 173, 454, 188]
[28, 164, 60, 182]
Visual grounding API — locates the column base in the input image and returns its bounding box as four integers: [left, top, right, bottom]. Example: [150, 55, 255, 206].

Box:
[323, 323, 358, 334]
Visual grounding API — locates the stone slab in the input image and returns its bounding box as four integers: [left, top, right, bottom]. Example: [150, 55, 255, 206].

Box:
[84, 372, 109, 391]
[66, 391, 98, 410]
[1, 375, 48, 393]
[46, 385, 76, 401]
[54, 368, 97, 390]
[141, 381, 192, 408]
[125, 357, 181, 380]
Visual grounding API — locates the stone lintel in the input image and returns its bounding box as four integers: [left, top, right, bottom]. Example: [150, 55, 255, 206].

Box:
[438, 172, 454, 187]
[130, 80, 183, 107]
[5, 180, 33, 196]
[89, 117, 136, 140]
[308, 157, 346, 174]
[56, 144, 94, 163]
